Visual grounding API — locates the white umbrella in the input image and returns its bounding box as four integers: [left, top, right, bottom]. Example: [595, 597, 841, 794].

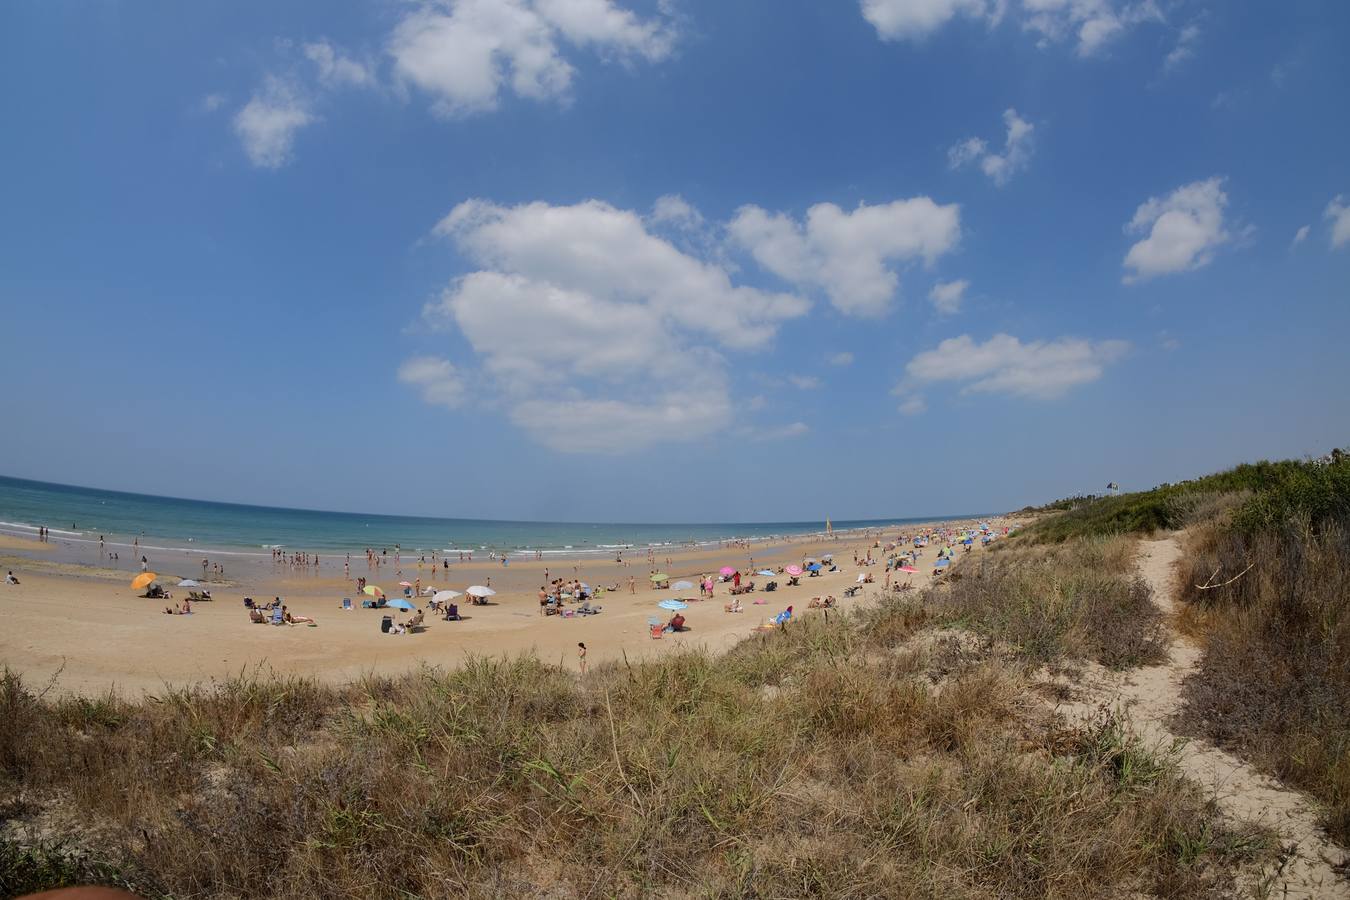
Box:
[433, 590, 462, 603]
[177, 579, 200, 588]
[466, 585, 496, 597]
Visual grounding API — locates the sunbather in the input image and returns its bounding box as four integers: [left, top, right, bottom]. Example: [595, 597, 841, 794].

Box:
[724, 598, 743, 613]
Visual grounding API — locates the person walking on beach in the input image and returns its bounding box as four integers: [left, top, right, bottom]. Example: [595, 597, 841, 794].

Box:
[140, 555, 148, 572]
[577, 642, 587, 674]
[628, 576, 635, 594]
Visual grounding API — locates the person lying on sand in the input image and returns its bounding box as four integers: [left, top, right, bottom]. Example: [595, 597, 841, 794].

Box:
[724, 598, 743, 613]
[282, 606, 316, 625]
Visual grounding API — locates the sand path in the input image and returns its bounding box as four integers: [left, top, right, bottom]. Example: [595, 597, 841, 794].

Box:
[1064, 536, 1348, 898]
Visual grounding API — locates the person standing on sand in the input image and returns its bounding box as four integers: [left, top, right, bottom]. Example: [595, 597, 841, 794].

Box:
[628, 576, 635, 594]
[577, 642, 587, 674]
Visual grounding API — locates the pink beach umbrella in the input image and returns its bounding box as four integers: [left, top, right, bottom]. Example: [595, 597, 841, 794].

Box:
[719, 566, 736, 576]
[899, 565, 918, 574]
[785, 565, 803, 576]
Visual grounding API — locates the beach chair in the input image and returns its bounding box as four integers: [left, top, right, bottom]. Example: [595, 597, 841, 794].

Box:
[647, 616, 663, 639]
[342, 597, 352, 610]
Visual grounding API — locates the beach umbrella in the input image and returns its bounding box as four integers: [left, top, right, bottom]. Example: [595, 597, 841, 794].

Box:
[719, 566, 735, 576]
[821, 554, 833, 560]
[363, 585, 385, 598]
[177, 579, 200, 588]
[387, 598, 415, 611]
[657, 599, 688, 611]
[806, 563, 822, 572]
[899, 566, 918, 574]
[649, 573, 669, 582]
[433, 590, 461, 603]
[398, 581, 413, 587]
[130, 572, 157, 591]
[466, 585, 496, 597]
[756, 569, 775, 577]
[672, 580, 694, 590]
[785, 565, 803, 576]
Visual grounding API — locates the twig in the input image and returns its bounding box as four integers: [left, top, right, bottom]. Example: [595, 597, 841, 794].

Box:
[604, 689, 643, 814]
[1194, 562, 1254, 590]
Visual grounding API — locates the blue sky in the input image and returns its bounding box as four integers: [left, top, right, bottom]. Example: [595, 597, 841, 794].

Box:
[1, 0, 1347, 523]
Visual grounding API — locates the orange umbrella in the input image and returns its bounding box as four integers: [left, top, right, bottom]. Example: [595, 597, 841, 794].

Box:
[131, 572, 157, 590]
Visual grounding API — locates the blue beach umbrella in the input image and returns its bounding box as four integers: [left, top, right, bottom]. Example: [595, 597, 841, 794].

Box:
[756, 570, 775, 577]
[806, 563, 822, 572]
[657, 599, 688, 611]
[387, 598, 416, 611]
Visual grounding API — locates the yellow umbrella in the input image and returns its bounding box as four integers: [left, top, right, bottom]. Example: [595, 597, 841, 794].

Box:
[131, 572, 157, 591]
[363, 585, 385, 598]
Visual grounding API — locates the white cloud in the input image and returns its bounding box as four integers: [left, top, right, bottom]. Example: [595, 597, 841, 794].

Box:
[1123, 177, 1231, 281]
[420, 198, 808, 452]
[948, 108, 1034, 186]
[1326, 195, 1350, 250]
[897, 395, 927, 415]
[1163, 23, 1200, 71]
[232, 77, 316, 169]
[1023, 0, 1163, 57]
[303, 40, 376, 88]
[398, 356, 467, 408]
[201, 93, 227, 112]
[787, 374, 821, 390]
[929, 279, 968, 315]
[728, 198, 961, 317]
[829, 351, 855, 366]
[1292, 224, 1310, 247]
[900, 333, 1129, 402]
[389, 0, 673, 117]
[862, 0, 1165, 57]
[649, 194, 704, 231]
[859, 0, 994, 40]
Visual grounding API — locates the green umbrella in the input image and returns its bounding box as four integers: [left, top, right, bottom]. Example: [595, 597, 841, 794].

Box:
[649, 573, 669, 582]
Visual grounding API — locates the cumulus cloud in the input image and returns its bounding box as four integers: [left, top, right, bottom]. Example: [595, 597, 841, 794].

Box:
[418, 198, 808, 452]
[829, 351, 855, 366]
[649, 194, 704, 231]
[948, 109, 1034, 186]
[1163, 23, 1200, 71]
[897, 333, 1129, 405]
[859, 0, 994, 40]
[398, 356, 467, 408]
[929, 279, 968, 315]
[898, 395, 927, 415]
[303, 40, 376, 88]
[1292, 224, 1310, 247]
[1326, 195, 1350, 250]
[861, 0, 1164, 57]
[728, 198, 961, 317]
[201, 93, 227, 112]
[1023, 0, 1164, 57]
[1123, 177, 1231, 281]
[389, 0, 674, 116]
[232, 77, 317, 169]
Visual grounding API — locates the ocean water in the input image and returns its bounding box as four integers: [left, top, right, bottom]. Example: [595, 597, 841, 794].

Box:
[0, 475, 973, 558]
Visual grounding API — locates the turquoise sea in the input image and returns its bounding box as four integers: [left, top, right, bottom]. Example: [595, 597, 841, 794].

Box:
[0, 475, 977, 559]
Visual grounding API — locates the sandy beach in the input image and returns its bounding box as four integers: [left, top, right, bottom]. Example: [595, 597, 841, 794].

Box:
[0, 520, 1009, 696]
